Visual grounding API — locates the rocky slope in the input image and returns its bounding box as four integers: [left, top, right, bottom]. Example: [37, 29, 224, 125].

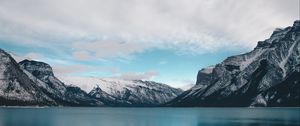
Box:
[60, 77, 183, 106]
[0, 49, 56, 106]
[0, 48, 182, 106]
[0, 50, 103, 106]
[168, 20, 300, 107]
[19, 59, 103, 106]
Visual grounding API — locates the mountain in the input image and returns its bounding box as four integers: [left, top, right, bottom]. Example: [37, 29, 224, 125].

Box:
[18, 59, 103, 106]
[0, 50, 103, 106]
[0, 49, 56, 106]
[0, 48, 181, 106]
[2, 20, 298, 107]
[178, 84, 195, 91]
[59, 76, 183, 106]
[168, 20, 300, 107]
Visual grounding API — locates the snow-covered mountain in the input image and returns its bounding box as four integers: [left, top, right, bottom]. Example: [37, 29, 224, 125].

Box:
[0, 49, 56, 106]
[0, 48, 182, 106]
[168, 20, 300, 107]
[178, 84, 195, 91]
[0, 49, 103, 106]
[19, 59, 103, 106]
[2, 20, 298, 107]
[59, 76, 183, 106]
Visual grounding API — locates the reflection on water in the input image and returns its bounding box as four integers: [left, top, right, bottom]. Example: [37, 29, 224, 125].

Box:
[0, 107, 299, 126]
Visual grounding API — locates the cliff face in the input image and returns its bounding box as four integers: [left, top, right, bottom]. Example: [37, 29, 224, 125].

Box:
[0, 49, 56, 106]
[0, 51, 103, 106]
[168, 20, 300, 107]
[19, 59, 103, 106]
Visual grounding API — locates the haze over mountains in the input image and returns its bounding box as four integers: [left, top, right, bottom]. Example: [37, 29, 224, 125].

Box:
[0, 20, 299, 107]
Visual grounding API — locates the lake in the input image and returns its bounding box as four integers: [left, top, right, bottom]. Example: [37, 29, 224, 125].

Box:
[0, 107, 299, 126]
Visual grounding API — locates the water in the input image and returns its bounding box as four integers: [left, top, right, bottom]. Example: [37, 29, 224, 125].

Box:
[0, 107, 299, 126]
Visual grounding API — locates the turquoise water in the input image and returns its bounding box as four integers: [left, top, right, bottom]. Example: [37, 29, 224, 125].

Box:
[0, 107, 299, 126]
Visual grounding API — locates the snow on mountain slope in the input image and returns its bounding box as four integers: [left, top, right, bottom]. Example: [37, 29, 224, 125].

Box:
[0, 49, 56, 106]
[19, 60, 103, 106]
[178, 84, 195, 91]
[19, 60, 66, 96]
[59, 76, 183, 106]
[1, 49, 181, 107]
[168, 20, 300, 107]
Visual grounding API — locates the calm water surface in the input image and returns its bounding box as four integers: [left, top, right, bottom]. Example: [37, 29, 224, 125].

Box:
[0, 107, 299, 126]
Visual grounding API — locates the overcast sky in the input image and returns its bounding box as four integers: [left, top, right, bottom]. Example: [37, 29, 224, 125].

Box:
[0, 0, 298, 89]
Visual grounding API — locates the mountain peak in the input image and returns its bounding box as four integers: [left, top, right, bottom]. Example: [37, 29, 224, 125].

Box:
[93, 85, 103, 92]
[19, 59, 54, 77]
[293, 20, 300, 27]
[196, 66, 214, 86]
[256, 20, 299, 50]
[169, 20, 300, 107]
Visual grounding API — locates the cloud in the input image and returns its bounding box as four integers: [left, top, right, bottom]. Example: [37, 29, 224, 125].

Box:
[158, 60, 168, 65]
[24, 52, 42, 60]
[72, 40, 149, 59]
[52, 64, 120, 76]
[9, 52, 27, 62]
[9, 52, 43, 62]
[117, 70, 159, 81]
[72, 51, 92, 61]
[53, 65, 89, 76]
[0, 0, 298, 59]
[159, 60, 167, 65]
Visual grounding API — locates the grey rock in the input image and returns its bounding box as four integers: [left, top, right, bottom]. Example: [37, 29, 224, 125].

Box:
[168, 20, 300, 107]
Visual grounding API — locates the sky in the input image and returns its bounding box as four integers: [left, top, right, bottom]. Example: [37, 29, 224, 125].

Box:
[0, 0, 299, 88]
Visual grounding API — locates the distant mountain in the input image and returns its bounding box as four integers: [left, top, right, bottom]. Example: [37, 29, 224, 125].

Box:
[178, 84, 195, 91]
[0, 48, 182, 106]
[60, 76, 183, 106]
[168, 20, 300, 107]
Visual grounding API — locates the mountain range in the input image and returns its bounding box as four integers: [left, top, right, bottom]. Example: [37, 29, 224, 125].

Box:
[61, 76, 182, 106]
[0, 20, 299, 107]
[0, 51, 182, 106]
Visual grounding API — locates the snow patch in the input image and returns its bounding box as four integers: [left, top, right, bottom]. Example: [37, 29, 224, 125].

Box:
[240, 49, 267, 70]
[250, 94, 267, 107]
[200, 66, 215, 74]
[279, 38, 298, 77]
